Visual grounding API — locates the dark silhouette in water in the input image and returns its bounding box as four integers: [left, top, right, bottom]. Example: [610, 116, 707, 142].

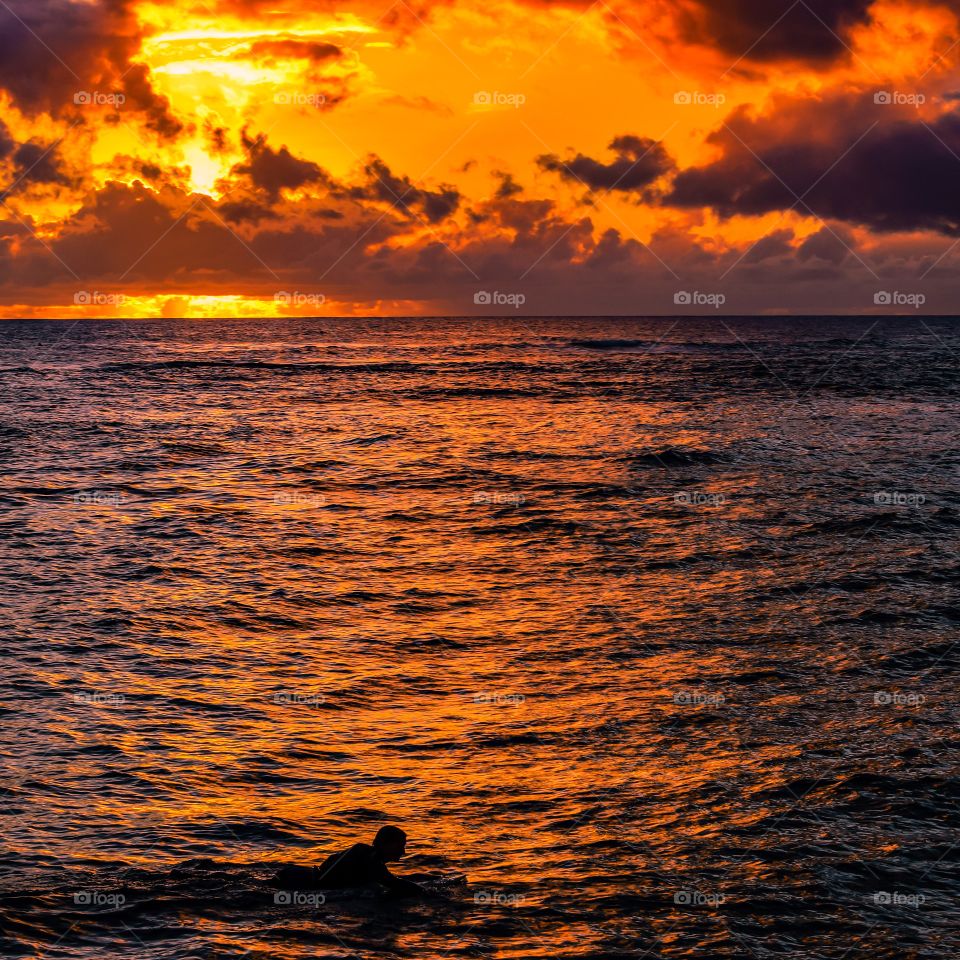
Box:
[273, 826, 431, 898]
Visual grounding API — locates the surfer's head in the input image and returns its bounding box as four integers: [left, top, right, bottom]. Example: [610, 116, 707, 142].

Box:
[373, 825, 407, 862]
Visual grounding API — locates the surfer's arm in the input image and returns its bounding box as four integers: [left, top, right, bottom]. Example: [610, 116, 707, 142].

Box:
[379, 869, 432, 898]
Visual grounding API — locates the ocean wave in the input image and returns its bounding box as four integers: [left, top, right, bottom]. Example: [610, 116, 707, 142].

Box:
[618, 447, 728, 466]
[565, 338, 755, 352]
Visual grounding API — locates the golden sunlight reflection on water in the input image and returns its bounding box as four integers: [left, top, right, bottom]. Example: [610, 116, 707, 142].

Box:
[3, 318, 958, 958]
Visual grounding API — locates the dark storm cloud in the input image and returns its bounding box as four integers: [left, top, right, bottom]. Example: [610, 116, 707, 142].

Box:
[234, 131, 329, 200]
[0, 0, 129, 114]
[0, 128, 73, 199]
[537, 135, 674, 193]
[39, 181, 293, 286]
[247, 39, 343, 62]
[220, 141, 460, 224]
[798, 225, 856, 263]
[0, 121, 15, 160]
[11, 140, 72, 187]
[204, 122, 231, 156]
[0, 0, 181, 137]
[0, 175, 401, 289]
[743, 228, 795, 263]
[218, 200, 279, 224]
[348, 156, 461, 223]
[0, 166, 604, 296]
[667, 97, 960, 235]
[494, 172, 523, 199]
[120, 63, 184, 139]
[682, 0, 875, 63]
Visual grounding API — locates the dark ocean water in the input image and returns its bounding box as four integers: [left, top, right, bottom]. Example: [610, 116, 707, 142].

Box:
[1, 316, 958, 959]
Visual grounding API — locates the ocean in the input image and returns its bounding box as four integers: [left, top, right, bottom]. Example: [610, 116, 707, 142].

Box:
[2, 316, 958, 959]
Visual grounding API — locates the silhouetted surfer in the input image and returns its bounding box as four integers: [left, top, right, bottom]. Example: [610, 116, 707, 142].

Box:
[273, 825, 431, 897]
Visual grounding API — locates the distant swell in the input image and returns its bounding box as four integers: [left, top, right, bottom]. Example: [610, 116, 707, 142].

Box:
[618, 447, 727, 466]
[566, 338, 749, 352]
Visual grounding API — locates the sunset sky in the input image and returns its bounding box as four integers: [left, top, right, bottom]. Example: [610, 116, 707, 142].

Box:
[2, 0, 960, 316]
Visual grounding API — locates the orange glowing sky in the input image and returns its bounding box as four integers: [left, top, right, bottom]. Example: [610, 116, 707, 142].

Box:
[1, 0, 960, 316]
